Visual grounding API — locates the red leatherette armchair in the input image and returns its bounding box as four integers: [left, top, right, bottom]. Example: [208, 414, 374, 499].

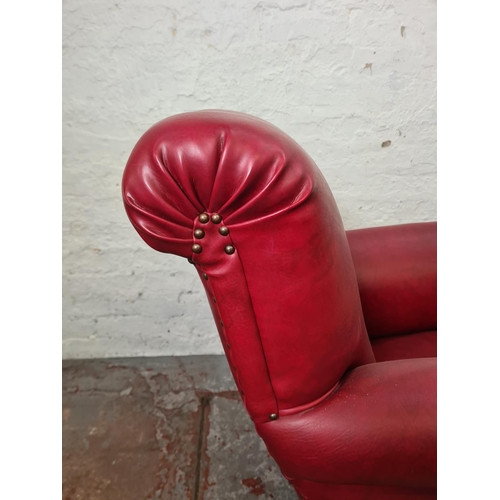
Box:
[122, 111, 437, 500]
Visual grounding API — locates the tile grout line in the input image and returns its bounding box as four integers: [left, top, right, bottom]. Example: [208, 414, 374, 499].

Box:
[193, 395, 209, 500]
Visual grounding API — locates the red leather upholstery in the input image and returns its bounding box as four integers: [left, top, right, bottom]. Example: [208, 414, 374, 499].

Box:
[346, 223, 437, 364]
[257, 359, 436, 488]
[122, 110, 437, 499]
[346, 223, 437, 338]
[371, 330, 437, 362]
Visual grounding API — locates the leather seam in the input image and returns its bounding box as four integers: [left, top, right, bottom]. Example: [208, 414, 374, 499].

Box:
[370, 328, 437, 341]
[191, 214, 279, 420]
[278, 379, 342, 417]
[231, 238, 280, 418]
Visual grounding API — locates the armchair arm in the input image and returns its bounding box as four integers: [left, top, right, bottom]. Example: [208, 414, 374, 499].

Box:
[122, 111, 375, 424]
[256, 357, 436, 489]
[346, 222, 437, 338]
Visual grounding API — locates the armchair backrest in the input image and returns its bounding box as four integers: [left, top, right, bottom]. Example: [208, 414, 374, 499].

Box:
[122, 111, 375, 424]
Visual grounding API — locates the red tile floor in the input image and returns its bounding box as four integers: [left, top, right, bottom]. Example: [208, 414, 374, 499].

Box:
[62, 356, 297, 500]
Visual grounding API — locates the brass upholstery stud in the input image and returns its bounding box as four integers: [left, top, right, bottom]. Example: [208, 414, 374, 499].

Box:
[226, 343, 230, 349]
[211, 213, 222, 224]
[198, 213, 209, 223]
[191, 244, 202, 254]
[187, 258, 194, 264]
[269, 413, 278, 421]
[202, 273, 208, 280]
[224, 245, 235, 255]
[213, 297, 217, 303]
[220, 320, 224, 326]
[218, 226, 229, 236]
[194, 229, 205, 239]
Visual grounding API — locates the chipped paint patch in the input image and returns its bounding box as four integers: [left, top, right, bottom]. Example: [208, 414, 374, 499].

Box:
[242, 477, 266, 496]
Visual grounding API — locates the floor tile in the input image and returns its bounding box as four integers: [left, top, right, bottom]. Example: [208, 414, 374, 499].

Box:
[62, 356, 298, 500]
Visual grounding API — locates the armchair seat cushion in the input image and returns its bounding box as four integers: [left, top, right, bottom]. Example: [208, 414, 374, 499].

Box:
[371, 331, 437, 362]
[292, 481, 437, 500]
[256, 358, 436, 491]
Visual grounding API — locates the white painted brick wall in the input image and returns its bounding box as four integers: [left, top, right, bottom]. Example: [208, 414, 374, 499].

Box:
[63, 0, 436, 359]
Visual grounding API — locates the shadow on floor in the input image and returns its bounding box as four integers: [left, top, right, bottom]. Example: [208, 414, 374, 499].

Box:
[62, 355, 298, 500]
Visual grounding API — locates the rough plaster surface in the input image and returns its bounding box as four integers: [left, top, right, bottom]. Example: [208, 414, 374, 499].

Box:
[62, 0, 436, 358]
